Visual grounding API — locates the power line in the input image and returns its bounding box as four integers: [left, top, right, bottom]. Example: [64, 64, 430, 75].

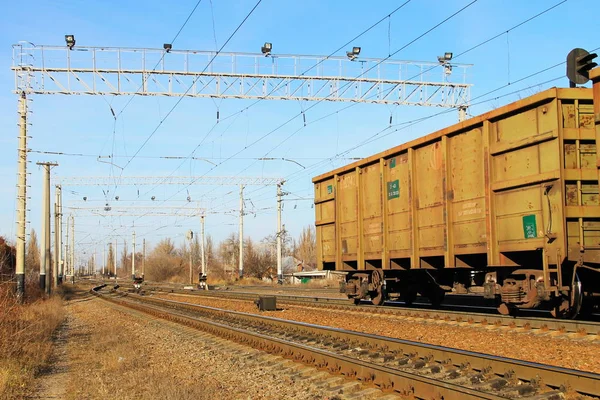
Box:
[120, 0, 263, 176]
[113, 0, 205, 120]
[138, 1, 415, 195]
[146, 1, 479, 211]
[75, 1, 479, 244]
[216, 51, 596, 213]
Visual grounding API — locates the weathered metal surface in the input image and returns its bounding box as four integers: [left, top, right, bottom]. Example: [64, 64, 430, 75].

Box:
[314, 88, 599, 282]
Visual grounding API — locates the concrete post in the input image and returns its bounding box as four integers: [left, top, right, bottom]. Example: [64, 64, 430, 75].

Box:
[201, 215, 206, 277]
[114, 239, 117, 282]
[70, 215, 74, 283]
[56, 185, 63, 283]
[15, 92, 28, 301]
[37, 162, 57, 294]
[277, 183, 283, 283]
[132, 231, 136, 279]
[239, 184, 244, 279]
[53, 202, 59, 288]
[142, 238, 146, 278]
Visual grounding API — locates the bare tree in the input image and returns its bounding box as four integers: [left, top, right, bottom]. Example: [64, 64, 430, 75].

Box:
[0, 237, 16, 280]
[146, 238, 185, 282]
[106, 243, 115, 276]
[243, 238, 272, 279]
[293, 225, 316, 271]
[25, 229, 40, 282]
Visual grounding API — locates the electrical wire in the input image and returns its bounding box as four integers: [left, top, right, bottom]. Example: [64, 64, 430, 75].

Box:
[118, 0, 263, 179]
[140, 0, 479, 213]
[72, 2, 582, 248]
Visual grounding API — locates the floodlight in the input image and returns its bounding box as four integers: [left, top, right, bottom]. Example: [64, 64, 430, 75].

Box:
[346, 46, 361, 61]
[65, 35, 76, 49]
[163, 43, 172, 53]
[438, 52, 453, 64]
[261, 42, 272, 56]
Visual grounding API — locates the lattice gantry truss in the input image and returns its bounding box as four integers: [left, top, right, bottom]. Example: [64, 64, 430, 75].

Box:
[66, 206, 208, 218]
[55, 175, 283, 186]
[12, 44, 472, 108]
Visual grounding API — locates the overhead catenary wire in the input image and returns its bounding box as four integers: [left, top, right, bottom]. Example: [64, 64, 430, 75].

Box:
[211, 48, 597, 214]
[139, 0, 479, 215]
[118, 0, 263, 176]
[136, 1, 415, 193]
[71, 1, 578, 248]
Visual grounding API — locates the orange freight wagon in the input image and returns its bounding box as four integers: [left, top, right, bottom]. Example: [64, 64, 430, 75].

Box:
[313, 87, 600, 318]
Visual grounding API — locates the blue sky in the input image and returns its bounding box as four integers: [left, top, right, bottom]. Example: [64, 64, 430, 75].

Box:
[1, 0, 599, 264]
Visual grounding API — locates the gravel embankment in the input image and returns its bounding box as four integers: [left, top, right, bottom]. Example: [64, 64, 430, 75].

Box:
[55, 292, 354, 400]
[154, 293, 600, 373]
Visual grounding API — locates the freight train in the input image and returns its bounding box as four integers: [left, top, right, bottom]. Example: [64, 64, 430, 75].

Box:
[313, 86, 600, 318]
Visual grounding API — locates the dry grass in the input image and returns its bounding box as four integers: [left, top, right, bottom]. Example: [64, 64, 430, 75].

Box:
[0, 282, 65, 399]
[65, 307, 219, 400]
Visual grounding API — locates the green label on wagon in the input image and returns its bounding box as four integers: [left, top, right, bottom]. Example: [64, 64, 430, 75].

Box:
[390, 158, 396, 168]
[387, 180, 400, 200]
[327, 185, 333, 194]
[522, 215, 537, 239]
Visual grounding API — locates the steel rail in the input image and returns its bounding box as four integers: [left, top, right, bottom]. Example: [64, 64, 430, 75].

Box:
[92, 286, 600, 399]
[122, 281, 600, 336]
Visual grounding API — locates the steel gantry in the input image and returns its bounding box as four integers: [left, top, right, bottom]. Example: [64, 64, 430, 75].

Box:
[11, 40, 472, 298]
[12, 44, 472, 108]
[67, 206, 208, 218]
[55, 175, 283, 186]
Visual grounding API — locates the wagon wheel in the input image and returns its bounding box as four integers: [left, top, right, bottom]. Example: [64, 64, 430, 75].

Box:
[370, 270, 386, 306]
[551, 273, 583, 319]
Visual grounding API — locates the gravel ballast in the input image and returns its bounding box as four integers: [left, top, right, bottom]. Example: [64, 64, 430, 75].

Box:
[51, 291, 364, 400]
[153, 293, 600, 373]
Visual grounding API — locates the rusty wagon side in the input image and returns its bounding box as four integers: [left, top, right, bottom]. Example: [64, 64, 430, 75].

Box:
[313, 87, 600, 317]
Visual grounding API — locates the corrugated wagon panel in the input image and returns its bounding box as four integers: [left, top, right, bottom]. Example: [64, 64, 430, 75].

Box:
[385, 153, 411, 256]
[449, 128, 486, 254]
[314, 87, 598, 275]
[361, 164, 383, 258]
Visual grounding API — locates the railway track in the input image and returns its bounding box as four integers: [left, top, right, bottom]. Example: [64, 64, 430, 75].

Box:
[109, 280, 600, 339]
[92, 284, 600, 399]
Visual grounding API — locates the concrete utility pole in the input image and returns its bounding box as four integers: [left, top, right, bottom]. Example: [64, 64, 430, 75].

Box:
[15, 92, 28, 301]
[37, 162, 58, 294]
[200, 215, 206, 278]
[53, 201, 59, 287]
[239, 184, 244, 279]
[70, 215, 74, 283]
[102, 245, 105, 277]
[56, 185, 63, 284]
[114, 239, 117, 282]
[142, 238, 146, 278]
[277, 182, 283, 283]
[132, 231, 136, 279]
[186, 230, 193, 285]
[65, 217, 69, 283]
